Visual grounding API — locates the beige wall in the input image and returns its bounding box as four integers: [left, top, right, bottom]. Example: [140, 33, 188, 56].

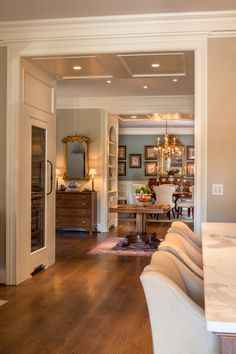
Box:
[207, 37, 236, 221]
[56, 108, 106, 227]
[0, 47, 7, 272]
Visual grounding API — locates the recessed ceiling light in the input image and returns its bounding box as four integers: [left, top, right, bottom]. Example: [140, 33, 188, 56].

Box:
[106, 80, 111, 84]
[73, 66, 82, 70]
[151, 63, 160, 68]
[131, 115, 137, 119]
[143, 85, 148, 89]
[173, 78, 178, 82]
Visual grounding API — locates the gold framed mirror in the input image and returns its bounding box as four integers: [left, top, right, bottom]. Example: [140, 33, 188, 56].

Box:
[62, 135, 91, 180]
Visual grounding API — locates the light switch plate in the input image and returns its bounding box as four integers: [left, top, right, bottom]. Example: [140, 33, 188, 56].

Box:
[212, 184, 224, 195]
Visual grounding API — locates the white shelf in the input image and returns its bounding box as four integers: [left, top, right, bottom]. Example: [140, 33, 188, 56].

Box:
[108, 190, 117, 193]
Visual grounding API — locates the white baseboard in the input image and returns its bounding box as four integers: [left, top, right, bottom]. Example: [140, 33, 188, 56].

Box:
[0, 267, 6, 284]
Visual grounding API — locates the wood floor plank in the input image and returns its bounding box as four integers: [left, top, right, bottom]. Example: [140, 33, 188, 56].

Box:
[0, 222, 177, 354]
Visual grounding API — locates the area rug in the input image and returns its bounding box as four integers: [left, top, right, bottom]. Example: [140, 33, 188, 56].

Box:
[87, 237, 158, 257]
[0, 300, 7, 307]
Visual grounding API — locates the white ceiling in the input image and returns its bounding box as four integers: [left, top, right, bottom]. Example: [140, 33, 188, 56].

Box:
[1, 0, 236, 21]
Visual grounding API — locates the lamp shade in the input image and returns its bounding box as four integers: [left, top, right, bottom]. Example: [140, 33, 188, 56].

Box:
[56, 168, 61, 175]
[89, 168, 97, 177]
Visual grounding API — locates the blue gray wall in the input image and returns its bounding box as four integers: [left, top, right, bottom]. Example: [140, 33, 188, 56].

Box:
[118, 134, 194, 180]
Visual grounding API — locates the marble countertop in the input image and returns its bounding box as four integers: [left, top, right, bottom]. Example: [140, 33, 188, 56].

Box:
[202, 222, 236, 333]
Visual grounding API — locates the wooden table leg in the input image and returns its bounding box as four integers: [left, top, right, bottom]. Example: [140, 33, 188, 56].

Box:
[135, 213, 147, 233]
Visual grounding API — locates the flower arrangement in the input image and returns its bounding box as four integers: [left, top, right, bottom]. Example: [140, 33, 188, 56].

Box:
[135, 185, 152, 206]
[135, 185, 152, 195]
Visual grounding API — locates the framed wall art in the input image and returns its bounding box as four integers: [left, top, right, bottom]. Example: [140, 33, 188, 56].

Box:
[118, 161, 126, 176]
[187, 145, 195, 160]
[145, 162, 157, 176]
[118, 145, 126, 160]
[129, 154, 141, 168]
[144, 145, 157, 160]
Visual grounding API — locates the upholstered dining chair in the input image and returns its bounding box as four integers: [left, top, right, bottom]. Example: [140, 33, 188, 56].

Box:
[140, 251, 220, 354]
[153, 184, 176, 219]
[168, 220, 202, 248]
[158, 232, 203, 278]
[176, 185, 194, 218]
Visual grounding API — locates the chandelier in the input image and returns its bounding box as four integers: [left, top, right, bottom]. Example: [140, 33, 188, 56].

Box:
[156, 120, 185, 175]
[157, 121, 184, 158]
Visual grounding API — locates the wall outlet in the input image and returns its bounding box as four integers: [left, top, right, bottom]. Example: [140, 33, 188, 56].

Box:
[212, 184, 223, 195]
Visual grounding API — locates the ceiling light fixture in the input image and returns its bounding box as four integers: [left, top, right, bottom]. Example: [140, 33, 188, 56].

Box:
[143, 85, 148, 89]
[156, 121, 184, 174]
[73, 66, 82, 70]
[106, 80, 111, 84]
[173, 78, 178, 82]
[131, 115, 137, 119]
[151, 63, 160, 68]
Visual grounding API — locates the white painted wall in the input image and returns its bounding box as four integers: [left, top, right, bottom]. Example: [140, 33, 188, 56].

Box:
[0, 47, 7, 283]
[56, 108, 106, 230]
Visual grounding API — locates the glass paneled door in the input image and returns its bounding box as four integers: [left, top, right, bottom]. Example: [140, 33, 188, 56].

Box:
[16, 58, 56, 284]
[31, 126, 46, 252]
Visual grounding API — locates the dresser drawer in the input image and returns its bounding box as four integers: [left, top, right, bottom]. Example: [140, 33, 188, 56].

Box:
[57, 216, 91, 227]
[57, 195, 91, 208]
[56, 208, 90, 217]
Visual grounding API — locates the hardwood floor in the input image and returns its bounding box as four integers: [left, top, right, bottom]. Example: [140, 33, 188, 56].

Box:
[0, 221, 171, 354]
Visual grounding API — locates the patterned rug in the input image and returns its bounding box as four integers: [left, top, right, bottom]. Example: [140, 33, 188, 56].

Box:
[0, 300, 7, 307]
[87, 237, 158, 257]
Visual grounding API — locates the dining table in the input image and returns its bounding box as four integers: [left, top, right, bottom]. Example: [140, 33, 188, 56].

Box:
[202, 222, 236, 354]
[109, 203, 171, 233]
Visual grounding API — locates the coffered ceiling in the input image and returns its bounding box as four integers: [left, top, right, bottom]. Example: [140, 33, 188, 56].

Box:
[27, 51, 195, 129]
[29, 51, 194, 96]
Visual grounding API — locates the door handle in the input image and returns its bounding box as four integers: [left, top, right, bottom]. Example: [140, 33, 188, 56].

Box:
[47, 160, 53, 195]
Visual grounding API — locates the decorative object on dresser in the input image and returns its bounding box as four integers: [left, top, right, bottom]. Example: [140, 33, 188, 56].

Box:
[56, 191, 97, 235]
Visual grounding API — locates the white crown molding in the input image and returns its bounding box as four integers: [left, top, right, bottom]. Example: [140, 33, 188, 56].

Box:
[119, 127, 194, 135]
[0, 11, 236, 43]
[56, 95, 194, 114]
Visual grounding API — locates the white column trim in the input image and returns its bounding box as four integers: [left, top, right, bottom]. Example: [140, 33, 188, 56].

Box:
[6, 46, 20, 285]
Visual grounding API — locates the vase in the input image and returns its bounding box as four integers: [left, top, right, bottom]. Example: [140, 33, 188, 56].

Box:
[136, 193, 152, 207]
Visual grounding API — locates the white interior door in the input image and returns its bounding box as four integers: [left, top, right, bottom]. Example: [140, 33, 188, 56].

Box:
[17, 58, 56, 284]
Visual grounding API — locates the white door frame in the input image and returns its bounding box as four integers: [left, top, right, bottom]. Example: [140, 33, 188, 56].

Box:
[4, 14, 209, 284]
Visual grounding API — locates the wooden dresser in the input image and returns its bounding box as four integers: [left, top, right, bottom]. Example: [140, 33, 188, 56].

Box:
[56, 191, 97, 235]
